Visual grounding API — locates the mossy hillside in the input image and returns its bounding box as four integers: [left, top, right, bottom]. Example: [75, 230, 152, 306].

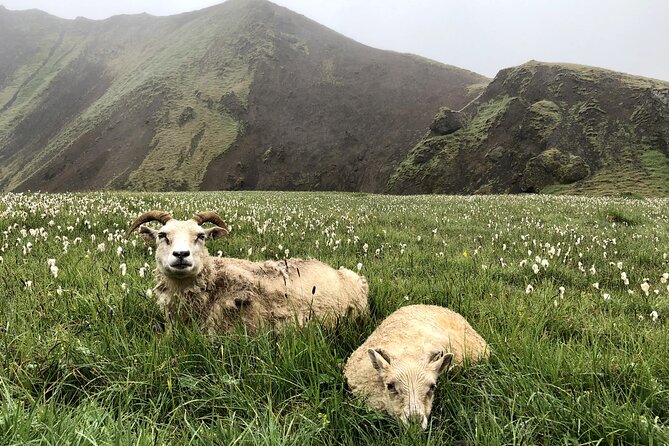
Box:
[521, 60, 669, 91]
[388, 95, 515, 191]
[391, 61, 669, 196]
[123, 13, 264, 191]
[0, 3, 277, 192]
[528, 100, 561, 140]
[0, 31, 84, 136]
[16, 8, 264, 192]
[127, 111, 241, 191]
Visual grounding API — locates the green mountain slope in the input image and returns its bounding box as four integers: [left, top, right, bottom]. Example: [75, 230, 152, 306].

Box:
[389, 61, 669, 197]
[0, 0, 487, 192]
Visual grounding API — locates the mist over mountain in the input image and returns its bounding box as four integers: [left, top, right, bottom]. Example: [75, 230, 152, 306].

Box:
[0, 0, 486, 192]
[2, 1, 668, 197]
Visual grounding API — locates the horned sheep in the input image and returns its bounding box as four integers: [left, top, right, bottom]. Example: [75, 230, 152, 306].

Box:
[343, 304, 490, 429]
[127, 210, 368, 333]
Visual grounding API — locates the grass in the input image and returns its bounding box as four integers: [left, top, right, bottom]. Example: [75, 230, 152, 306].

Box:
[1, 191, 669, 445]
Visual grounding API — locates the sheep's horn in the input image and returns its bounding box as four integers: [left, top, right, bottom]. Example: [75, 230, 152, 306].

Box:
[127, 210, 173, 236]
[191, 211, 228, 229]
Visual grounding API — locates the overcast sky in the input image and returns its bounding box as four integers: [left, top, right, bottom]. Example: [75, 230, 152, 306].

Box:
[3, 0, 668, 81]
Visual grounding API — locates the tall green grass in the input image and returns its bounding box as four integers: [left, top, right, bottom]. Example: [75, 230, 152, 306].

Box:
[1, 191, 668, 444]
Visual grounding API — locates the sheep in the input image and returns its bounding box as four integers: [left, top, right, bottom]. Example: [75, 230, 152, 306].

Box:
[127, 210, 368, 333]
[343, 304, 490, 429]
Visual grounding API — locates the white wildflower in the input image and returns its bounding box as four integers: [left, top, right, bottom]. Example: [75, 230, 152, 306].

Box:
[559, 286, 565, 298]
[356, 262, 363, 272]
[56, 286, 63, 296]
[603, 293, 611, 301]
[146, 289, 153, 298]
[532, 264, 539, 274]
[616, 262, 623, 270]
[541, 259, 549, 269]
[589, 265, 596, 275]
[97, 243, 106, 252]
[660, 273, 669, 284]
[120, 263, 127, 276]
[116, 246, 123, 256]
[248, 247, 253, 256]
[525, 284, 534, 294]
[139, 267, 146, 278]
[592, 282, 600, 290]
[641, 281, 650, 296]
[650, 310, 659, 322]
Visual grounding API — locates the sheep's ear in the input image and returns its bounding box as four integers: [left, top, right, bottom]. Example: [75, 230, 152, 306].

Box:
[367, 348, 391, 372]
[139, 226, 158, 245]
[205, 226, 228, 240]
[429, 350, 454, 375]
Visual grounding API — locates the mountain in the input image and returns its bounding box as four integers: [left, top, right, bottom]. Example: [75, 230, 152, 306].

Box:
[0, 0, 488, 192]
[389, 61, 669, 197]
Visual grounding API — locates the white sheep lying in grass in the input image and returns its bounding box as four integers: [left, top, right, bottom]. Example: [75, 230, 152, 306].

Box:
[127, 210, 368, 333]
[344, 304, 490, 429]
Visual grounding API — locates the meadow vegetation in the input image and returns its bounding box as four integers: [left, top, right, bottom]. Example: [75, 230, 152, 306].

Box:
[0, 191, 668, 445]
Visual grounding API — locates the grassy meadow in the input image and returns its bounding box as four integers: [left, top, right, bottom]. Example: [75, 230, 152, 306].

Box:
[1, 191, 669, 445]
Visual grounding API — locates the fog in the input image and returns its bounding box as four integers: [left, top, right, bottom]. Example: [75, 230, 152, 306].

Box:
[3, 0, 668, 81]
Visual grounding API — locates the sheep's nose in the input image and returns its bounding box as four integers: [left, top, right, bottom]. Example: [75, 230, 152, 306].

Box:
[173, 250, 190, 259]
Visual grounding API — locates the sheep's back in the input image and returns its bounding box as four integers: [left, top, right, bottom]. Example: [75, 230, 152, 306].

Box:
[206, 257, 368, 330]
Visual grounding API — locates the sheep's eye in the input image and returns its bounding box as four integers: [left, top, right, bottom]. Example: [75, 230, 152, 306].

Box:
[196, 233, 206, 242]
[158, 233, 169, 244]
[386, 382, 396, 392]
[428, 383, 437, 393]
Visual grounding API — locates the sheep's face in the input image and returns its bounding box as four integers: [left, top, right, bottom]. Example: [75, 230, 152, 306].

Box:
[140, 220, 227, 280]
[367, 348, 453, 430]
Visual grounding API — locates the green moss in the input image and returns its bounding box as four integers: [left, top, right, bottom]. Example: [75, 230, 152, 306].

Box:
[521, 60, 669, 90]
[528, 100, 561, 140]
[388, 96, 515, 190]
[641, 150, 669, 186]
